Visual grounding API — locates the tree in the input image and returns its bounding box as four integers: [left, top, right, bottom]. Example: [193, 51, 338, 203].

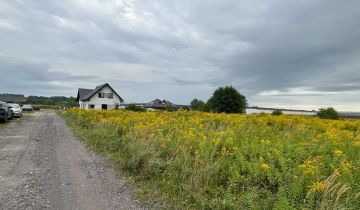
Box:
[27, 95, 78, 107]
[317, 107, 339, 119]
[271, 109, 283, 116]
[190, 99, 206, 111]
[125, 104, 146, 112]
[207, 86, 247, 114]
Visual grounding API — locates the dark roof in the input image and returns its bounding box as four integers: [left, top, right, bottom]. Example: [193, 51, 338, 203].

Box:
[77, 83, 124, 102]
[0, 94, 27, 103]
[145, 99, 173, 108]
[122, 100, 190, 110]
[77, 88, 93, 101]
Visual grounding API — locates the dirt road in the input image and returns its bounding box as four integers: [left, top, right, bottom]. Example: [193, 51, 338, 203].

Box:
[0, 110, 142, 210]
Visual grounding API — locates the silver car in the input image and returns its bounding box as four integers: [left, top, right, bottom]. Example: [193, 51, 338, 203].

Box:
[8, 103, 23, 117]
[21, 104, 33, 111]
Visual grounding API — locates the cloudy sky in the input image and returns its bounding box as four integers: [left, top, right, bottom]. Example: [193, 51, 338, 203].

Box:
[1, 0, 360, 111]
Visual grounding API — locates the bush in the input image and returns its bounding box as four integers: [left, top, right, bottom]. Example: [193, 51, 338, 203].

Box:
[318, 107, 339, 119]
[125, 104, 147, 112]
[271, 109, 283, 116]
[207, 86, 247, 113]
[190, 99, 206, 111]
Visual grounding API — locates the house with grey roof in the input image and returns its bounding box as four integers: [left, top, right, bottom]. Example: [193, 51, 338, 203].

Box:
[123, 99, 190, 111]
[77, 83, 124, 110]
[145, 99, 175, 109]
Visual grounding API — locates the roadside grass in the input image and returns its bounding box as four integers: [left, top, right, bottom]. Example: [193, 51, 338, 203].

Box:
[59, 109, 360, 209]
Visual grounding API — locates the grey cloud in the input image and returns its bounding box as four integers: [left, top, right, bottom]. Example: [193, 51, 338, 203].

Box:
[0, 58, 95, 95]
[217, 3, 360, 87]
[0, 0, 359, 110]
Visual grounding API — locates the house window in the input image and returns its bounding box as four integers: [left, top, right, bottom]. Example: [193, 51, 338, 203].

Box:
[89, 104, 95, 109]
[101, 104, 107, 110]
[106, 93, 113, 98]
[98, 92, 113, 99]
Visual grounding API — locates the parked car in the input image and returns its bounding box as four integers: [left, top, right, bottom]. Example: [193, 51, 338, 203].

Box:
[33, 105, 40, 110]
[8, 103, 23, 117]
[0, 101, 14, 123]
[22, 104, 33, 111]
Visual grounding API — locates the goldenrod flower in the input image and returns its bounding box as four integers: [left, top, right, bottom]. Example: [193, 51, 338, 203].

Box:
[298, 157, 321, 175]
[353, 141, 360, 147]
[261, 139, 271, 145]
[309, 182, 328, 192]
[340, 160, 353, 173]
[334, 149, 344, 157]
[260, 163, 270, 170]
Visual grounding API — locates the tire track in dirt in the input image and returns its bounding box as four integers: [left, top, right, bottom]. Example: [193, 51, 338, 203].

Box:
[0, 110, 144, 210]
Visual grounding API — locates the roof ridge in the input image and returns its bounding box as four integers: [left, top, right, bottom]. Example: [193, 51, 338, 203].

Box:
[77, 83, 124, 102]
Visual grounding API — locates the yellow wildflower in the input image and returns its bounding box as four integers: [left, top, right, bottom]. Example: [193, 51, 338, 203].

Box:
[334, 149, 344, 157]
[353, 141, 360, 147]
[260, 163, 270, 170]
[309, 182, 328, 192]
[261, 139, 271, 145]
[340, 160, 353, 173]
[299, 157, 321, 175]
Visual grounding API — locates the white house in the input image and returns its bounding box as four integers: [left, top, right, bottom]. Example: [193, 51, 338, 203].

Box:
[77, 83, 124, 110]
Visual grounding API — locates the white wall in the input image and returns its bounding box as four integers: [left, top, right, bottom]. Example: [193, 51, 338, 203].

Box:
[81, 86, 122, 110]
[79, 100, 85, 108]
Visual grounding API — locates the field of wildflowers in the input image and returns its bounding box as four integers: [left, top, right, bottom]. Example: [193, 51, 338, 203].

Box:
[63, 109, 360, 209]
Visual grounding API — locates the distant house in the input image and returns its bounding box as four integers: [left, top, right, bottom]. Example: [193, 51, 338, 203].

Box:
[123, 99, 189, 111]
[145, 99, 189, 110]
[145, 99, 176, 110]
[0, 94, 27, 103]
[77, 83, 124, 110]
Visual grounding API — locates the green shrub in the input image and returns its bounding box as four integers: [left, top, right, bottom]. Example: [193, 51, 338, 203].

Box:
[190, 99, 207, 111]
[125, 104, 147, 112]
[317, 107, 338, 119]
[207, 86, 247, 113]
[271, 109, 283, 116]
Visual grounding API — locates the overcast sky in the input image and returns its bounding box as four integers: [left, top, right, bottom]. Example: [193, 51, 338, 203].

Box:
[1, 0, 360, 111]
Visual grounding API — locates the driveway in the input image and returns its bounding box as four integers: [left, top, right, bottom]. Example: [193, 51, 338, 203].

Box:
[0, 110, 142, 210]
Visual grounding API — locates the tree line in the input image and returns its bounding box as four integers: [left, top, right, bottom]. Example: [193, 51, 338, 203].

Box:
[27, 96, 78, 108]
[190, 86, 339, 119]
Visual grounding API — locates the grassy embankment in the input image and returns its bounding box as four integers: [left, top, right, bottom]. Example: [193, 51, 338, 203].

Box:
[61, 109, 360, 209]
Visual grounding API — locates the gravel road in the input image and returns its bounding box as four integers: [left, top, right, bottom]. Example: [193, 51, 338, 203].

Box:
[0, 110, 143, 210]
